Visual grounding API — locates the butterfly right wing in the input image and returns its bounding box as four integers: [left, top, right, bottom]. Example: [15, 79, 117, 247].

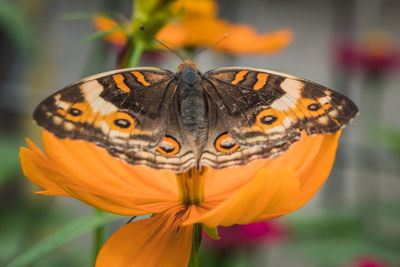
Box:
[199, 102, 297, 169]
[197, 67, 358, 169]
[203, 67, 358, 146]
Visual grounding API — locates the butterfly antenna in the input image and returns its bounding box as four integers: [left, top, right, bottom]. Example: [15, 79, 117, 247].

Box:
[140, 26, 185, 62]
[189, 33, 230, 61]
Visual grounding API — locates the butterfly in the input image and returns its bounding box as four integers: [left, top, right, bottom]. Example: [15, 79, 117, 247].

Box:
[33, 61, 358, 172]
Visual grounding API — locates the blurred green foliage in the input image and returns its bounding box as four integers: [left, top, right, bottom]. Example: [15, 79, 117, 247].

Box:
[380, 128, 400, 164]
[288, 205, 400, 266]
[0, 136, 22, 188]
[0, 0, 37, 58]
[7, 212, 120, 267]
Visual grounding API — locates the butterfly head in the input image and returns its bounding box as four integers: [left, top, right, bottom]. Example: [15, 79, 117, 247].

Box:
[177, 61, 201, 85]
[177, 61, 199, 71]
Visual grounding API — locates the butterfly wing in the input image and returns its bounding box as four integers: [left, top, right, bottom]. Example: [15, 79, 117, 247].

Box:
[203, 67, 358, 147]
[106, 101, 197, 172]
[34, 67, 178, 150]
[200, 106, 297, 169]
[34, 65, 358, 172]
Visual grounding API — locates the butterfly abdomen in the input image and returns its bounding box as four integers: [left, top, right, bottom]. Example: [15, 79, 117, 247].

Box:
[176, 65, 209, 146]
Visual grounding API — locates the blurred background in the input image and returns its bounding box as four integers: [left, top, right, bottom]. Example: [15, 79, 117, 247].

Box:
[1, 0, 399, 266]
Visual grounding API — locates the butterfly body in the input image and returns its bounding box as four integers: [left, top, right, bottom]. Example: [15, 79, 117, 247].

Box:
[176, 63, 209, 148]
[34, 62, 358, 172]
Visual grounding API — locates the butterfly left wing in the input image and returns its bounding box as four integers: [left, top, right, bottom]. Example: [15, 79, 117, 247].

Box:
[202, 67, 358, 147]
[33, 67, 177, 151]
[34, 67, 204, 172]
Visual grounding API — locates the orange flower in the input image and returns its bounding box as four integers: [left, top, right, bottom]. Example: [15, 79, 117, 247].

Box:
[156, 0, 293, 54]
[92, 0, 293, 55]
[92, 16, 127, 46]
[20, 130, 340, 266]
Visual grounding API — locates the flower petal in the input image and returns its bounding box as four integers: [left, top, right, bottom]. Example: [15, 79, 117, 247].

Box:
[204, 159, 266, 203]
[186, 168, 300, 227]
[263, 131, 341, 209]
[96, 206, 193, 267]
[295, 131, 341, 207]
[20, 140, 158, 215]
[20, 130, 179, 215]
[20, 140, 68, 196]
[41, 131, 177, 199]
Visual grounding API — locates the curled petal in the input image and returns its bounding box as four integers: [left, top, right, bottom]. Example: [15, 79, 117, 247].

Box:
[96, 206, 193, 267]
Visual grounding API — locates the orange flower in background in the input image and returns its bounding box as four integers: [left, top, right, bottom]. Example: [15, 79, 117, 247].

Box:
[157, 0, 293, 54]
[93, 16, 127, 46]
[93, 0, 293, 55]
[20, 130, 340, 266]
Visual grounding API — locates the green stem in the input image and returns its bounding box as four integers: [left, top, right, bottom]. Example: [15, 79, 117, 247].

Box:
[189, 224, 202, 267]
[93, 209, 105, 264]
[126, 39, 145, 68]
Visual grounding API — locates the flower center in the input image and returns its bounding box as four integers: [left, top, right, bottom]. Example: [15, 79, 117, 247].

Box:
[176, 167, 208, 205]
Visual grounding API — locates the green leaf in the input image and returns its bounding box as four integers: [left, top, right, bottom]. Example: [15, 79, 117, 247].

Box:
[6, 212, 121, 267]
[202, 225, 220, 240]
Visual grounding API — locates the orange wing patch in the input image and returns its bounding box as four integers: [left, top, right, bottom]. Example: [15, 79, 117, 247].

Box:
[157, 136, 180, 156]
[55, 99, 137, 135]
[254, 95, 334, 129]
[295, 97, 332, 117]
[254, 109, 289, 132]
[253, 73, 269, 90]
[57, 102, 92, 123]
[113, 74, 131, 92]
[215, 133, 240, 153]
[231, 70, 249, 85]
[104, 111, 136, 133]
[131, 71, 150, 86]
[252, 94, 334, 133]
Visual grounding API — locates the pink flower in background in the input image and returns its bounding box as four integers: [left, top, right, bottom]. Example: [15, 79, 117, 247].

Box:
[203, 220, 287, 251]
[334, 31, 400, 75]
[343, 255, 390, 267]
